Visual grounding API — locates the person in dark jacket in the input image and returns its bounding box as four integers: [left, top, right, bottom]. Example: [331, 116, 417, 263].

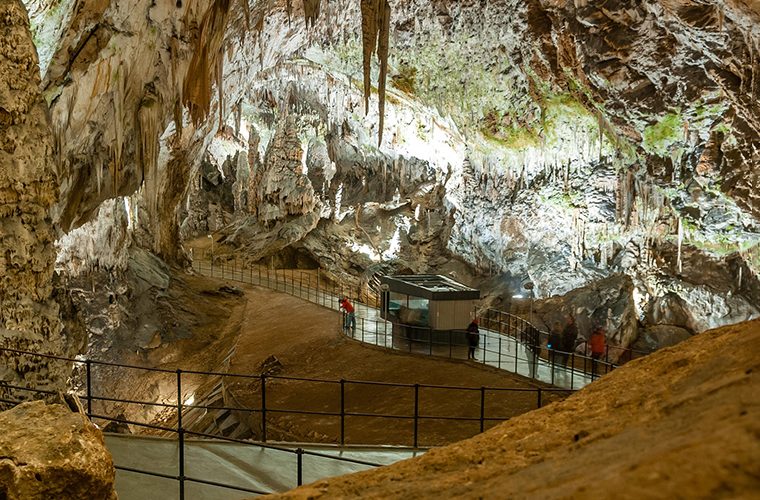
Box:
[547, 321, 563, 365]
[466, 319, 480, 360]
[560, 315, 578, 366]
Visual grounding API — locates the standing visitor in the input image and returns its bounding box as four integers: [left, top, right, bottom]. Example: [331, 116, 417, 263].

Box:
[466, 319, 480, 360]
[589, 327, 606, 378]
[548, 322, 563, 365]
[339, 297, 356, 332]
[560, 315, 578, 366]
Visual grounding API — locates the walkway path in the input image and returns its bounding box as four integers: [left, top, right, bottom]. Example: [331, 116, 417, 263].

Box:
[192, 260, 604, 389]
[107, 433, 422, 499]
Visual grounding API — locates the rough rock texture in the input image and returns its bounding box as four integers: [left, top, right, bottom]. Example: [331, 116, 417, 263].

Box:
[0, 401, 116, 500]
[272, 319, 760, 499]
[0, 0, 73, 396]
[16, 0, 758, 359]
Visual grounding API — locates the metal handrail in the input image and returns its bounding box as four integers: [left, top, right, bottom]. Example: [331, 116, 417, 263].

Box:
[0, 342, 569, 498]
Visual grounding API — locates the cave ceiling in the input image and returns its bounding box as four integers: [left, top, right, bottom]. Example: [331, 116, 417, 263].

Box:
[18, 0, 760, 289]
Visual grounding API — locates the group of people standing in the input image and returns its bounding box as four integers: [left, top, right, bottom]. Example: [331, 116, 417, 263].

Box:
[547, 316, 607, 375]
[468, 314, 609, 376]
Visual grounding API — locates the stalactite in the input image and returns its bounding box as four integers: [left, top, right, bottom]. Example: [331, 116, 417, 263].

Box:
[303, 0, 321, 28]
[217, 52, 224, 130]
[170, 36, 183, 138]
[240, 0, 250, 30]
[376, 0, 390, 146]
[359, 0, 391, 145]
[182, 0, 232, 126]
[137, 88, 163, 229]
[111, 63, 127, 194]
[360, 0, 377, 114]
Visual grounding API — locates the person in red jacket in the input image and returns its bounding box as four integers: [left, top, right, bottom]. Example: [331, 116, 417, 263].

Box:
[339, 297, 356, 332]
[589, 327, 606, 378]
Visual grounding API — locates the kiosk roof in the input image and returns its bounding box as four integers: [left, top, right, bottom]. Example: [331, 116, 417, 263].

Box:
[381, 275, 480, 300]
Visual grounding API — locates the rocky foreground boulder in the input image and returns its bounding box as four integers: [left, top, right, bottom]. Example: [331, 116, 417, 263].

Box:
[272, 319, 760, 499]
[0, 401, 116, 499]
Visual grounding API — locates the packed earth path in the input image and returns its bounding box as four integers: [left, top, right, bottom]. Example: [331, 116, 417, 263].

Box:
[201, 273, 565, 446]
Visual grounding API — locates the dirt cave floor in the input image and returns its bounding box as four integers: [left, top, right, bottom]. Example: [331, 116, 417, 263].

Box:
[222, 276, 561, 447]
[94, 267, 563, 447]
[269, 319, 760, 499]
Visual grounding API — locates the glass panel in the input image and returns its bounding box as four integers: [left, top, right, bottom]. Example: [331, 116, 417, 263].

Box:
[388, 292, 406, 322]
[404, 296, 429, 326]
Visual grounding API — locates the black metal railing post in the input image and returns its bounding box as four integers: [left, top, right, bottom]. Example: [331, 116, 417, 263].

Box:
[340, 379, 346, 445]
[570, 352, 575, 389]
[85, 359, 92, 416]
[497, 336, 502, 370]
[479, 387, 485, 433]
[296, 448, 304, 486]
[261, 374, 267, 442]
[177, 369, 185, 500]
[413, 384, 419, 448]
[551, 352, 555, 385]
[537, 387, 543, 409]
[448, 330, 452, 359]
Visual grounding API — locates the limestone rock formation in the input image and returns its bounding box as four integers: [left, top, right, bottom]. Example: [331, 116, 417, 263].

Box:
[9, 0, 756, 370]
[0, 0, 72, 396]
[0, 401, 116, 500]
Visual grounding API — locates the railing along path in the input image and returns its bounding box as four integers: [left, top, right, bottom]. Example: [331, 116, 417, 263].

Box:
[192, 258, 647, 390]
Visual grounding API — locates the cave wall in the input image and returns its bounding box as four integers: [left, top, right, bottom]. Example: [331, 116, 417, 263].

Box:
[10, 0, 757, 365]
[0, 0, 79, 396]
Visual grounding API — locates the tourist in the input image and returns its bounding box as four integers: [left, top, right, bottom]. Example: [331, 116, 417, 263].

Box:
[589, 327, 606, 378]
[466, 319, 480, 360]
[339, 297, 356, 331]
[548, 322, 563, 366]
[560, 315, 578, 366]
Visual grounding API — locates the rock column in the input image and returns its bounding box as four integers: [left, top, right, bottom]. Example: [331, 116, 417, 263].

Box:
[0, 0, 67, 398]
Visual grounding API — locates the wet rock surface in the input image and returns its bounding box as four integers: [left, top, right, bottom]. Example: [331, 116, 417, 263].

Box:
[0, 401, 116, 500]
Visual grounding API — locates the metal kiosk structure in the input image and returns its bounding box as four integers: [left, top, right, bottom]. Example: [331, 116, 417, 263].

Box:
[380, 275, 481, 346]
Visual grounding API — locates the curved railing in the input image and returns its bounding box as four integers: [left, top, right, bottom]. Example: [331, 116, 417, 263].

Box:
[0, 344, 570, 498]
[190, 258, 643, 389]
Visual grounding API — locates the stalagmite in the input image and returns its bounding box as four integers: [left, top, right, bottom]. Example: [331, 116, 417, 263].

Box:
[677, 217, 683, 274]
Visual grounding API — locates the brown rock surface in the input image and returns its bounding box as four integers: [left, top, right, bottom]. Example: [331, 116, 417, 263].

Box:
[0, 0, 71, 397]
[271, 319, 760, 499]
[0, 401, 116, 500]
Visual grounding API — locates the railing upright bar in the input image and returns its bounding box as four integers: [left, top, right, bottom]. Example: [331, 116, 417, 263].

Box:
[413, 384, 419, 448]
[177, 369, 185, 500]
[479, 387, 485, 433]
[261, 374, 267, 442]
[340, 379, 346, 445]
[296, 448, 304, 486]
[85, 359, 92, 416]
[498, 336, 502, 370]
[571, 353, 575, 389]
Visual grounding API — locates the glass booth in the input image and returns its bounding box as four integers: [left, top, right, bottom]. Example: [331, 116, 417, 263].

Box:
[380, 275, 480, 344]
